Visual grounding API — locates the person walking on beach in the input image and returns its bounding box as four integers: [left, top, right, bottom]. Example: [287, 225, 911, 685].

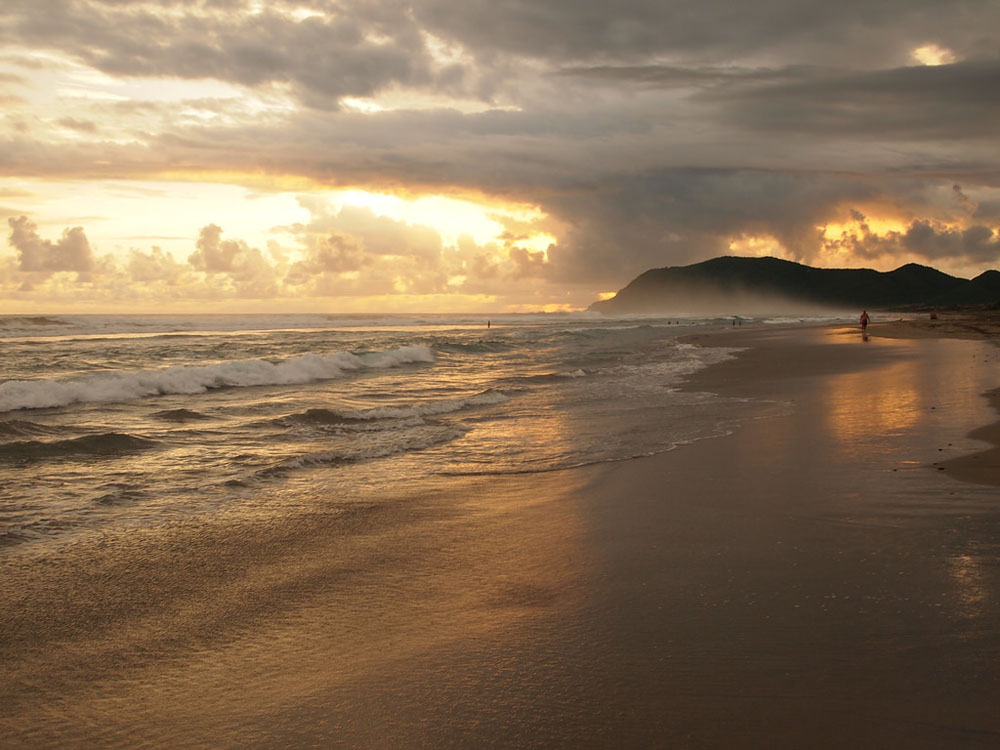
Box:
[860, 310, 870, 333]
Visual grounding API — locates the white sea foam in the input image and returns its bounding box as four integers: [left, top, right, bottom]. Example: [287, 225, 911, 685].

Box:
[0, 345, 435, 412]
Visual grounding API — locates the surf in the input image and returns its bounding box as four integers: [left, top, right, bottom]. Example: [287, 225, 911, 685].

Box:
[0, 345, 435, 412]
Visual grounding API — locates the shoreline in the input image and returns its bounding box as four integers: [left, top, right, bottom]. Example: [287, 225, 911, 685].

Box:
[3, 320, 1000, 748]
[865, 312, 1000, 487]
[684, 318, 1000, 487]
[869, 309, 1000, 340]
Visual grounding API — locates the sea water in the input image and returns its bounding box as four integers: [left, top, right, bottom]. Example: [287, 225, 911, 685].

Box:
[0, 312, 841, 551]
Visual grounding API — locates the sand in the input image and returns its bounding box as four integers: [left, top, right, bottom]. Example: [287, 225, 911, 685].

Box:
[869, 309, 1000, 341]
[2, 322, 999, 748]
[866, 312, 1000, 488]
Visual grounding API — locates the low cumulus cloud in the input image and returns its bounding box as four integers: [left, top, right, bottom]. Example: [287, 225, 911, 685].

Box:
[128, 246, 187, 285]
[7, 216, 94, 274]
[4, 218, 278, 300]
[292, 234, 368, 276]
[2, 213, 565, 304]
[187, 224, 280, 297]
[282, 199, 551, 298]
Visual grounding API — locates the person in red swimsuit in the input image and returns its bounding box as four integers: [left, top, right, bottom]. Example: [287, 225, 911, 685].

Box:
[860, 310, 870, 332]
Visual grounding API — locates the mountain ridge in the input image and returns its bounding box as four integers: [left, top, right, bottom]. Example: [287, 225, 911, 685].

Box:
[589, 256, 1000, 313]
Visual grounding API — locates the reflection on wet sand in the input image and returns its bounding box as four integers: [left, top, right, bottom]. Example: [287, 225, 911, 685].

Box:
[1, 467, 591, 749]
[822, 338, 998, 465]
[948, 552, 991, 620]
[823, 359, 922, 458]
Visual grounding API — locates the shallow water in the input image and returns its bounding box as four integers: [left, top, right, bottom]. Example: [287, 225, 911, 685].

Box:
[0, 312, 828, 551]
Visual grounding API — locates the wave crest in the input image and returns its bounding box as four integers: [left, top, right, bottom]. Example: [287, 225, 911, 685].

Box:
[281, 390, 509, 430]
[0, 432, 158, 461]
[0, 345, 435, 412]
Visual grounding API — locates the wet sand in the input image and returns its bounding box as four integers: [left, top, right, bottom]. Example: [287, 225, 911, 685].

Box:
[3, 324, 1000, 748]
[867, 312, 1000, 488]
[869, 309, 1000, 341]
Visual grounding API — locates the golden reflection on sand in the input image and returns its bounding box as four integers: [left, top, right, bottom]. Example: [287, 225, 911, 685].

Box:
[948, 553, 991, 619]
[822, 360, 922, 456]
[1, 468, 590, 748]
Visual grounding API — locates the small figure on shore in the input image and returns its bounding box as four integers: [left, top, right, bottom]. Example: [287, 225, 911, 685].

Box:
[860, 310, 870, 333]
[487, 320, 491, 329]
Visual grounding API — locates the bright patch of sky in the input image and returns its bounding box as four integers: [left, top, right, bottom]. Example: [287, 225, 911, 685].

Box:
[911, 44, 957, 66]
[326, 189, 546, 247]
[1, 179, 308, 261]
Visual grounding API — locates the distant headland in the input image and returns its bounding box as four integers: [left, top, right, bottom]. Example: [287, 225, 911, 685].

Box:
[589, 256, 1000, 314]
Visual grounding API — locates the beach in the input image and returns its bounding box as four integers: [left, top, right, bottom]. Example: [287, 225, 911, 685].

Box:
[2, 319, 999, 748]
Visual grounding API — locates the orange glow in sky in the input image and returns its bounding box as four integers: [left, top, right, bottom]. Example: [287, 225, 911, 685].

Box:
[2, 4, 996, 313]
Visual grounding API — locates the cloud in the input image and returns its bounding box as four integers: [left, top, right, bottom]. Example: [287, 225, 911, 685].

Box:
[7, 215, 94, 274]
[128, 246, 186, 284]
[0, 0, 472, 109]
[300, 203, 444, 260]
[286, 234, 368, 283]
[414, 0, 1000, 67]
[818, 211, 1000, 268]
[705, 60, 1000, 140]
[282, 201, 452, 296]
[537, 169, 880, 282]
[902, 221, 1000, 264]
[189, 224, 247, 273]
[187, 224, 278, 296]
[55, 117, 99, 133]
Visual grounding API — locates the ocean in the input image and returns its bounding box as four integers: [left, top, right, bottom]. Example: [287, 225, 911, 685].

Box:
[0, 312, 839, 553]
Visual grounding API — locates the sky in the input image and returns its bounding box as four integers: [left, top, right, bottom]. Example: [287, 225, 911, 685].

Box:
[1, 0, 998, 313]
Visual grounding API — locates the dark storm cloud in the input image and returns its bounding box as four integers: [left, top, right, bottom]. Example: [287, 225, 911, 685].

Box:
[1, 0, 454, 107]
[553, 64, 801, 90]
[7, 0, 997, 109]
[539, 169, 884, 283]
[705, 60, 1000, 140]
[902, 221, 1000, 264]
[414, 0, 1000, 67]
[820, 214, 1000, 267]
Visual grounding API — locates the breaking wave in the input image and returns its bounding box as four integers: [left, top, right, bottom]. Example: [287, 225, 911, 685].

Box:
[0, 345, 435, 412]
